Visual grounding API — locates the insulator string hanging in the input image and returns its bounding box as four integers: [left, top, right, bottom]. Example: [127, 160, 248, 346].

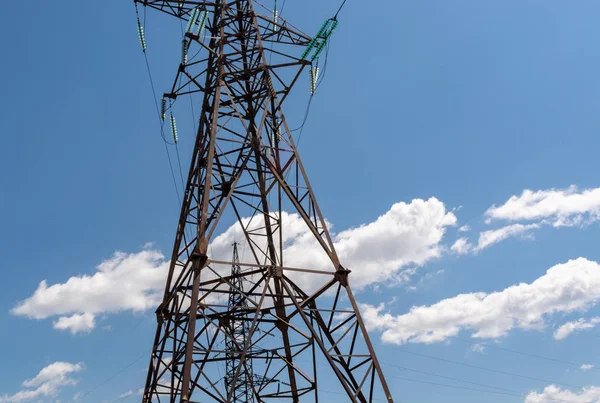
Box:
[309, 66, 319, 95]
[301, 18, 338, 61]
[182, 39, 189, 64]
[161, 98, 167, 121]
[137, 17, 147, 52]
[275, 117, 281, 140]
[313, 20, 338, 60]
[185, 7, 200, 34]
[170, 112, 178, 144]
[197, 10, 208, 36]
[269, 129, 275, 151]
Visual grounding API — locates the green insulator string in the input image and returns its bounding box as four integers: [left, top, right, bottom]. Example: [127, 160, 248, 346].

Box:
[301, 18, 338, 61]
[301, 15, 338, 94]
[313, 20, 337, 60]
[197, 10, 208, 36]
[185, 7, 200, 34]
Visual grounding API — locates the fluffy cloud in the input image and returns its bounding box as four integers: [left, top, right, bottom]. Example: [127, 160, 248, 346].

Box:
[452, 186, 600, 254]
[553, 317, 600, 340]
[451, 223, 540, 255]
[581, 364, 595, 371]
[53, 313, 96, 334]
[327, 198, 456, 287]
[451, 238, 472, 255]
[362, 258, 600, 344]
[12, 198, 456, 332]
[525, 385, 600, 403]
[0, 362, 84, 402]
[12, 250, 168, 332]
[210, 198, 456, 289]
[486, 185, 600, 227]
[476, 223, 540, 251]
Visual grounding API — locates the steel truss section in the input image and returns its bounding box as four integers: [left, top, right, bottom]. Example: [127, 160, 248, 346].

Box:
[138, 1, 394, 402]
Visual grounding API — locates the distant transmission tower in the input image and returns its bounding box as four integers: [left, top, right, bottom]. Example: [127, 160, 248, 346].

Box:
[224, 242, 253, 402]
[137, 1, 394, 402]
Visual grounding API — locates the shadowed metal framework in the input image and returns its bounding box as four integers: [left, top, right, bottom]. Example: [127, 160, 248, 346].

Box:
[138, 1, 394, 401]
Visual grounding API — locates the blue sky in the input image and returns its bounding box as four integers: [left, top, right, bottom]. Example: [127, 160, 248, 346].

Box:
[2, 0, 600, 402]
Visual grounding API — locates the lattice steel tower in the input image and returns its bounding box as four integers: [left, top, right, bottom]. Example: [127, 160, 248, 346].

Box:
[224, 242, 253, 402]
[138, 1, 394, 402]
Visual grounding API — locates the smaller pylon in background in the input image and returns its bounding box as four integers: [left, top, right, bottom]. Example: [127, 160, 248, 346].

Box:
[224, 243, 254, 402]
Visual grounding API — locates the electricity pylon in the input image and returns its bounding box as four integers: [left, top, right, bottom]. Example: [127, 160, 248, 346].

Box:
[138, 1, 394, 402]
[224, 242, 253, 402]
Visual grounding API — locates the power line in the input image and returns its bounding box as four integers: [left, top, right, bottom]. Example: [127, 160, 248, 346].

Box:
[382, 362, 584, 403]
[382, 320, 595, 371]
[78, 353, 146, 400]
[292, 41, 330, 148]
[110, 390, 139, 403]
[78, 318, 150, 399]
[388, 346, 586, 389]
[334, 0, 349, 18]
[210, 321, 586, 402]
[320, 388, 391, 402]
[99, 343, 582, 403]
[462, 338, 594, 369]
[135, 3, 183, 207]
[384, 361, 519, 395]
[386, 374, 532, 401]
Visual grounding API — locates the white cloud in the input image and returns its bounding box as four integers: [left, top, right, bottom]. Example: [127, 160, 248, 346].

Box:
[13, 198, 457, 332]
[21, 362, 83, 388]
[53, 313, 95, 334]
[328, 198, 456, 287]
[11, 250, 169, 331]
[118, 388, 143, 398]
[486, 185, 600, 227]
[525, 385, 600, 403]
[451, 238, 472, 255]
[475, 223, 540, 251]
[209, 198, 456, 289]
[451, 186, 600, 255]
[470, 343, 485, 353]
[553, 317, 600, 340]
[458, 225, 470, 233]
[453, 223, 541, 255]
[0, 362, 84, 403]
[580, 364, 594, 371]
[361, 258, 600, 344]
